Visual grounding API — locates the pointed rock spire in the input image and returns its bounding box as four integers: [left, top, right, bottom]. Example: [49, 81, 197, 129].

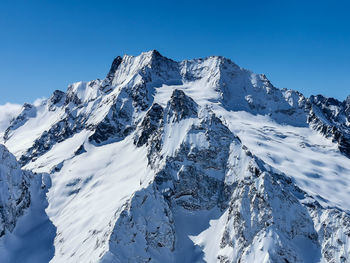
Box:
[166, 89, 198, 122]
[106, 56, 123, 80]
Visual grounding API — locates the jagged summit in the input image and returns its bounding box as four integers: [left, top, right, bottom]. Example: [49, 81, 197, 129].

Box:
[106, 56, 123, 80]
[166, 89, 198, 122]
[1, 50, 350, 262]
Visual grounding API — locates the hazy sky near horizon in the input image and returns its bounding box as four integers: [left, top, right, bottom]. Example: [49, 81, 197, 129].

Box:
[0, 0, 349, 105]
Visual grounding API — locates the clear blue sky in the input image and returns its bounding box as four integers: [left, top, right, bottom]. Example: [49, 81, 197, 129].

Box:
[0, 0, 349, 104]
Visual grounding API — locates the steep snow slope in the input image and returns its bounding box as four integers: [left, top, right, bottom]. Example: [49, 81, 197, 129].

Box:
[44, 138, 153, 263]
[0, 144, 55, 263]
[1, 50, 350, 262]
[213, 109, 350, 211]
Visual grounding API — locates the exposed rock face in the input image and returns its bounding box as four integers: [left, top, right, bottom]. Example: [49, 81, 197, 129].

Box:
[134, 103, 164, 147]
[0, 144, 31, 236]
[1, 50, 350, 263]
[307, 95, 350, 158]
[0, 144, 52, 235]
[107, 184, 175, 263]
[165, 89, 198, 122]
[107, 96, 350, 262]
[49, 90, 66, 110]
[3, 103, 36, 141]
[0, 144, 55, 263]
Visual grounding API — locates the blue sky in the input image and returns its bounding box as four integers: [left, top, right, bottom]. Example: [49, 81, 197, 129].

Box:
[0, 0, 349, 104]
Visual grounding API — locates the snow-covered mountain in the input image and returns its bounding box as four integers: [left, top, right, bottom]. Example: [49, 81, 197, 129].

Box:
[0, 103, 22, 139]
[1, 50, 350, 263]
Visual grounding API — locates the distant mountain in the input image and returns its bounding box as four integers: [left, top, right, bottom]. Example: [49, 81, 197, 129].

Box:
[1, 50, 349, 263]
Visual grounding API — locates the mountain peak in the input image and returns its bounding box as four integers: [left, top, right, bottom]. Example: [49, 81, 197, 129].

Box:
[106, 56, 123, 80]
[144, 49, 162, 58]
[2, 50, 350, 263]
[166, 89, 198, 122]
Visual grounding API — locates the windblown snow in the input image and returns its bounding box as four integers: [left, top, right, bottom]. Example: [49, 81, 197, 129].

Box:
[1, 50, 350, 263]
[0, 103, 22, 138]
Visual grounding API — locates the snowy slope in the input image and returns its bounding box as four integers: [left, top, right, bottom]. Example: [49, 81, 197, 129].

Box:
[0, 144, 55, 263]
[1, 50, 350, 263]
[0, 103, 22, 139]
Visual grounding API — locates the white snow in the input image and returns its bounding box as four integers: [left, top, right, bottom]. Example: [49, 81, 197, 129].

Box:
[0, 103, 22, 139]
[213, 107, 350, 211]
[161, 118, 196, 158]
[0, 173, 55, 263]
[42, 136, 154, 263]
[24, 130, 92, 173]
[4, 102, 65, 157]
[190, 209, 229, 262]
[1, 51, 350, 262]
[0, 144, 55, 263]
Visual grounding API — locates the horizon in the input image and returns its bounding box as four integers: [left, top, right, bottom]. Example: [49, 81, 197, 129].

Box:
[1, 0, 349, 105]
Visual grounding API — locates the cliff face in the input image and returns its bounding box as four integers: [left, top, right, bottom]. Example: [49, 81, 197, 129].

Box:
[1, 50, 350, 263]
[0, 144, 55, 263]
[0, 144, 31, 237]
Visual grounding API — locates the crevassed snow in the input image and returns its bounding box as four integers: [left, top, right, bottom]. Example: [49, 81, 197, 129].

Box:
[213, 107, 350, 211]
[152, 73, 350, 212]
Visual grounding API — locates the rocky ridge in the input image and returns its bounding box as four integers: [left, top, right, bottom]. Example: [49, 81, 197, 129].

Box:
[1, 50, 350, 262]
